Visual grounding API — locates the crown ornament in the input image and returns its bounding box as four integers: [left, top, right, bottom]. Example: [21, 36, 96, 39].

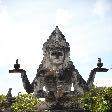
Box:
[43, 26, 70, 53]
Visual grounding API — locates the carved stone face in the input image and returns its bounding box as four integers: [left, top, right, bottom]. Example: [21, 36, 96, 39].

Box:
[49, 50, 64, 66]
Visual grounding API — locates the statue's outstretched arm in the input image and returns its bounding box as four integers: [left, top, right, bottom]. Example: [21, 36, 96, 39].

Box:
[9, 59, 34, 93]
[87, 68, 96, 89]
[21, 70, 34, 93]
[87, 58, 109, 89]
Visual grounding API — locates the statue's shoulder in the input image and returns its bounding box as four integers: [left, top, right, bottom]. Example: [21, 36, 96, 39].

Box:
[36, 64, 45, 77]
[67, 61, 75, 70]
[36, 64, 51, 77]
[67, 61, 80, 73]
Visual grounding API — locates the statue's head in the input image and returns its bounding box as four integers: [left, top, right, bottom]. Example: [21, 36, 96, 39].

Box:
[42, 26, 70, 70]
[49, 49, 64, 66]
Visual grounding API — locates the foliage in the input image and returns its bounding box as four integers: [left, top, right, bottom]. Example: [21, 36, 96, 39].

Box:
[11, 93, 41, 112]
[80, 86, 112, 112]
[1, 87, 112, 112]
[0, 93, 41, 112]
[0, 95, 6, 110]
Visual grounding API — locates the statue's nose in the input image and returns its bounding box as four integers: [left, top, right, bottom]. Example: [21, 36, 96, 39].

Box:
[55, 54, 59, 59]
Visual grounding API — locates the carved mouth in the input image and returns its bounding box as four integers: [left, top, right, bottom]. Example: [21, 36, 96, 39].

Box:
[52, 59, 63, 65]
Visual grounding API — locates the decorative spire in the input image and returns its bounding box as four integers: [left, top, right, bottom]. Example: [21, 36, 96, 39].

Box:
[55, 26, 59, 34]
[43, 26, 70, 53]
[55, 26, 59, 39]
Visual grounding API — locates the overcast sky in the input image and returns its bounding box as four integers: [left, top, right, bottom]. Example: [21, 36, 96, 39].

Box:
[0, 0, 112, 96]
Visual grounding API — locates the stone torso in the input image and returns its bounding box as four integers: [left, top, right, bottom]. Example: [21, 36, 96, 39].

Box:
[34, 64, 75, 95]
[44, 68, 73, 92]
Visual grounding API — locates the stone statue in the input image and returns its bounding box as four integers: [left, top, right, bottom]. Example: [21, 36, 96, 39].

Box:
[9, 26, 108, 111]
[0, 88, 16, 112]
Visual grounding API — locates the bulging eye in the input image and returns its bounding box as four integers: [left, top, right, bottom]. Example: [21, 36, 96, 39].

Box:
[51, 52, 63, 56]
[58, 52, 63, 56]
[51, 52, 56, 56]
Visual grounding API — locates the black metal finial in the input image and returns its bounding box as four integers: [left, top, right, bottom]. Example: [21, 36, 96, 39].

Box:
[98, 58, 101, 63]
[9, 88, 12, 91]
[14, 59, 20, 70]
[9, 59, 25, 73]
[16, 59, 18, 64]
[97, 58, 103, 68]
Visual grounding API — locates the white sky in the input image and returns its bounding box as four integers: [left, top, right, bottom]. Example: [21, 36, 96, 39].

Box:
[0, 0, 112, 96]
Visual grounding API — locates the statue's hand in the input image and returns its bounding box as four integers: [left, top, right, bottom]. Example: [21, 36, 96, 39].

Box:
[93, 67, 108, 72]
[9, 59, 26, 74]
[9, 69, 26, 75]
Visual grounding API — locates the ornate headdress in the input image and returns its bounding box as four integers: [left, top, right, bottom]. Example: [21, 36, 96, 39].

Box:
[43, 26, 70, 53]
[42, 26, 71, 69]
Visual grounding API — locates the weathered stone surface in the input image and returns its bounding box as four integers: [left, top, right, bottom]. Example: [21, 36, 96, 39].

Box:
[9, 26, 108, 111]
[24, 26, 95, 96]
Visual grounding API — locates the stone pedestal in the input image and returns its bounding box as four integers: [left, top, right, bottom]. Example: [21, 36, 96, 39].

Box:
[48, 103, 85, 112]
[36, 93, 85, 112]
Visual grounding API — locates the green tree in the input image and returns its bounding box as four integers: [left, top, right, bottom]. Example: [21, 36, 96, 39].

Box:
[1, 87, 112, 112]
[81, 87, 112, 112]
[0, 94, 7, 111]
[11, 93, 41, 112]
